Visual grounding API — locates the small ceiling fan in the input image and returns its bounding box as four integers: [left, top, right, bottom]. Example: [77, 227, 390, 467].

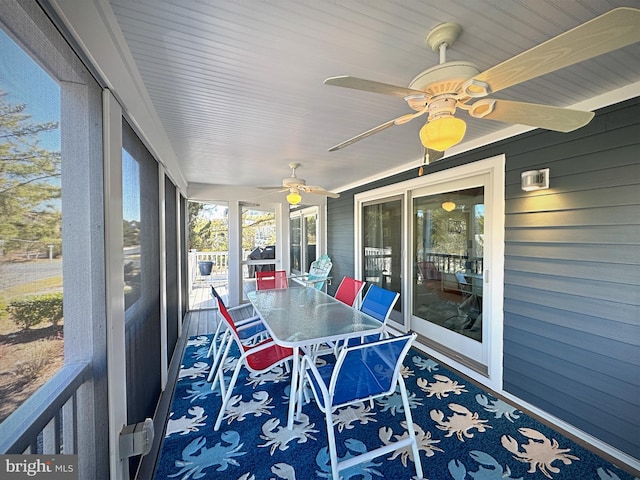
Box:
[260, 163, 340, 205]
[325, 7, 639, 153]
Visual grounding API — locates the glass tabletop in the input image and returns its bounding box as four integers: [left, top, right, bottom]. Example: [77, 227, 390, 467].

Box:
[247, 287, 382, 347]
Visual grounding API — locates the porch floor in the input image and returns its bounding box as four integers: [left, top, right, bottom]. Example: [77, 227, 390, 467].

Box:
[137, 286, 636, 479]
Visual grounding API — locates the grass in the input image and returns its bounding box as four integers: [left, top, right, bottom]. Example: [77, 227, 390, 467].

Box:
[0, 272, 64, 423]
[0, 275, 62, 326]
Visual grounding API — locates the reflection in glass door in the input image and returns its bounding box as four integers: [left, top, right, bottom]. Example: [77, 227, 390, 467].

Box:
[413, 186, 484, 340]
[362, 197, 403, 325]
[290, 208, 318, 275]
[412, 185, 486, 368]
[241, 206, 276, 301]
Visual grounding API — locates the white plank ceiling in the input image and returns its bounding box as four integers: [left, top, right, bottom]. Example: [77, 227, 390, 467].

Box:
[107, 0, 640, 204]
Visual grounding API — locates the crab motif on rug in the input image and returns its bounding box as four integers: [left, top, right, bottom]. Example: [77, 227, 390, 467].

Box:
[412, 355, 439, 372]
[332, 402, 377, 432]
[246, 365, 289, 387]
[221, 390, 274, 425]
[315, 439, 383, 480]
[165, 406, 207, 437]
[377, 387, 423, 415]
[184, 380, 218, 403]
[186, 335, 210, 348]
[169, 432, 245, 479]
[258, 413, 318, 454]
[475, 393, 521, 422]
[448, 450, 523, 480]
[379, 420, 443, 465]
[179, 361, 209, 380]
[430, 403, 491, 442]
[417, 374, 468, 399]
[501, 427, 579, 479]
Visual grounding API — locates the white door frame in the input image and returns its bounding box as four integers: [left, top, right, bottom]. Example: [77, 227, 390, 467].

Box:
[355, 155, 505, 391]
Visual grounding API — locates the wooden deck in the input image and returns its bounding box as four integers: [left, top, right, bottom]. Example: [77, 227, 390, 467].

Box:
[188, 284, 218, 311]
[188, 276, 258, 312]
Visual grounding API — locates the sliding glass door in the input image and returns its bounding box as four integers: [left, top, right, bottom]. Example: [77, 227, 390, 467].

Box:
[412, 187, 484, 339]
[410, 173, 490, 370]
[355, 156, 504, 385]
[362, 196, 404, 326]
[290, 207, 318, 275]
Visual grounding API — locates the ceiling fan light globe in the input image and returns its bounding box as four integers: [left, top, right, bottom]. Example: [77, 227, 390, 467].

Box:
[442, 200, 456, 212]
[420, 116, 466, 151]
[286, 191, 302, 205]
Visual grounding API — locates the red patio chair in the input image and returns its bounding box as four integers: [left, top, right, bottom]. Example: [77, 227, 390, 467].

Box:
[334, 276, 366, 307]
[256, 270, 288, 290]
[213, 298, 294, 431]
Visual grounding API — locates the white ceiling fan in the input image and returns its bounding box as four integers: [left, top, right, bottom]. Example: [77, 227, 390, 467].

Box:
[260, 163, 340, 204]
[325, 7, 640, 153]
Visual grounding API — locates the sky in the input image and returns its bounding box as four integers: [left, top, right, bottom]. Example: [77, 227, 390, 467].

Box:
[0, 28, 60, 152]
[122, 149, 140, 221]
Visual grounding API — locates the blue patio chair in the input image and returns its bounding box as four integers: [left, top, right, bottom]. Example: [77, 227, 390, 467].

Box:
[339, 284, 399, 349]
[299, 333, 423, 480]
[290, 254, 332, 291]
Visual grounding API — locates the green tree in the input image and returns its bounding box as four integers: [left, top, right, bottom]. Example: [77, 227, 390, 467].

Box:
[0, 90, 61, 257]
[188, 201, 205, 250]
[241, 211, 276, 252]
[188, 202, 230, 251]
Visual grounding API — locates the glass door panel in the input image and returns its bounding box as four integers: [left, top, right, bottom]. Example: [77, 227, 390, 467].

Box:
[362, 197, 403, 326]
[290, 207, 318, 275]
[304, 214, 317, 271]
[241, 206, 277, 297]
[412, 185, 485, 363]
[187, 202, 229, 310]
[290, 216, 302, 273]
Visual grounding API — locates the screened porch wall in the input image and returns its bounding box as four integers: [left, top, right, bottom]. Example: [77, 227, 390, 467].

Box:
[326, 97, 640, 460]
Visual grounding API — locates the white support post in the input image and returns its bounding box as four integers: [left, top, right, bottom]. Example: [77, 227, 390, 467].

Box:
[103, 89, 129, 480]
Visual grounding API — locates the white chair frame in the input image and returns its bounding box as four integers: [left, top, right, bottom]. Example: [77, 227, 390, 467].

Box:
[299, 333, 423, 480]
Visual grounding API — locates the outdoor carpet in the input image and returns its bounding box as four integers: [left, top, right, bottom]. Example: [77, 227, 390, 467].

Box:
[153, 334, 635, 480]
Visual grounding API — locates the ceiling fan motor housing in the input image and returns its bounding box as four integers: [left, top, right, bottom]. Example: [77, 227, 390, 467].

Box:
[408, 61, 480, 98]
[283, 177, 305, 188]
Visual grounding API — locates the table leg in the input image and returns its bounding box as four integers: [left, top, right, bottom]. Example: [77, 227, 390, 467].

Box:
[287, 346, 300, 430]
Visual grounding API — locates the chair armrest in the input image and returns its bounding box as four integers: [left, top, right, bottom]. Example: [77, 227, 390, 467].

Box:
[288, 273, 309, 280]
[236, 318, 263, 331]
[290, 275, 332, 287]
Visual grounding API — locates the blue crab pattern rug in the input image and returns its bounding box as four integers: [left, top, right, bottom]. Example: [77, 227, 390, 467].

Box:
[153, 334, 636, 480]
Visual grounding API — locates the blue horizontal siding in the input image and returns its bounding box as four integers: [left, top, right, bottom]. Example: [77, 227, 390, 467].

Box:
[327, 97, 640, 459]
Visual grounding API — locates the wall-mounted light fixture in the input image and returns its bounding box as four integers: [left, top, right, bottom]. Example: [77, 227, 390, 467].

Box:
[521, 168, 549, 191]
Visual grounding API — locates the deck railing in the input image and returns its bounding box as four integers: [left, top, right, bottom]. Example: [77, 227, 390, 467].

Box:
[0, 362, 90, 454]
[188, 250, 230, 288]
[364, 247, 483, 280]
[188, 250, 279, 290]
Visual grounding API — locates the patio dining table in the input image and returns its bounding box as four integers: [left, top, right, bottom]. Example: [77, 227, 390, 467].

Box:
[247, 286, 383, 429]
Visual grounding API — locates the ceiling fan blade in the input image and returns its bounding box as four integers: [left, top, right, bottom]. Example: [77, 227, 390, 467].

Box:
[258, 186, 290, 192]
[303, 186, 340, 198]
[329, 107, 425, 152]
[394, 105, 429, 125]
[328, 119, 396, 151]
[472, 7, 640, 95]
[324, 76, 424, 97]
[478, 99, 594, 132]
